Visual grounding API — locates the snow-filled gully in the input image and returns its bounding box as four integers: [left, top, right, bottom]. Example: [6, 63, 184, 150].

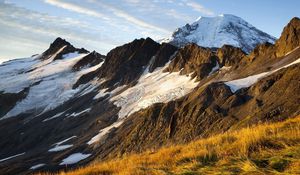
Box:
[88, 61, 199, 144]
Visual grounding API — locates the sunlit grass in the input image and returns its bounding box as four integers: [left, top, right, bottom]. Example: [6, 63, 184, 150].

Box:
[40, 115, 300, 175]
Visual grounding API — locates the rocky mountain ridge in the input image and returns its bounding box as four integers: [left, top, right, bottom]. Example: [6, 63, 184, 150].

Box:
[0, 16, 299, 175]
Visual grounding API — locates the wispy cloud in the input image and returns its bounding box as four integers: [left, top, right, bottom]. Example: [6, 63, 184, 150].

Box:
[0, 1, 120, 58]
[184, 1, 214, 16]
[44, 0, 110, 20]
[0, 0, 216, 60]
[89, 0, 171, 35]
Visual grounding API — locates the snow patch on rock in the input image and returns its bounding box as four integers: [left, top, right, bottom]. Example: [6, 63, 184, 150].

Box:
[30, 163, 45, 170]
[0, 152, 25, 163]
[48, 136, 76, 152]
[225, 57, 300, 92]
[59, 153, 91, 165]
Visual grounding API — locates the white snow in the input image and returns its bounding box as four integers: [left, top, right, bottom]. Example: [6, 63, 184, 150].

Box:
[1, 48, 105, 120]
[225, 72, 269, 92]
[0, 152, 25, 163]
[93, 88, 110, 100]
[225, 57, 300, 92]
[62, 52, 81, 59]
[53, 136, 77, 145]
[169, 14, 276, 53]
[93, 84, 126, 100]
[88, 61, 199, 144]
[0, 57, 39, 93]
[48, 136, 76, 152]
[42, 112, 65, 122]
[87, 120, 123, 145]
[59, 153, 91, 165]
[68, 108, 91, 117]
[111, 64, 198, 119]
[48, 144, 73, 152]
[30, 163, 45, 170]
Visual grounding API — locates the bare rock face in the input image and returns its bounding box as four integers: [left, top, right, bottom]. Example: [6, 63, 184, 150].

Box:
[275, 17, 300, 57]
[244, 17, 300, 62]
[0, 88, 29, 118]
[72, 51, 105, 71]
[164, 44, 217, 80]
[96, 37, 160, 88]
[42, 37, 88, 60]
[148, 43, 177, 72]
[216, 45, 246, 66]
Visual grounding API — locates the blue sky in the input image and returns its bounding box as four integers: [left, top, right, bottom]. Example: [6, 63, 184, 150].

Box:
[0, 0, 299, 62]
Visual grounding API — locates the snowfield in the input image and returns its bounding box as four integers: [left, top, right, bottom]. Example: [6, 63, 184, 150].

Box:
[0, 46, 104, 120]
[88, 61, 199, 144]
[167, 14, 276, 53]
[111, 63, 198, 119]
[59, 153, 91, 165]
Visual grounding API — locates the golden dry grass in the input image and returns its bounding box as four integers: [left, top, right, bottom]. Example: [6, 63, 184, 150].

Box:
[41, 115, 300, 175]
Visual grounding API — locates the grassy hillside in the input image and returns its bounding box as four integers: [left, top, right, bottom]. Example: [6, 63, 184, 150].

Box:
[45, 115, 300, 175]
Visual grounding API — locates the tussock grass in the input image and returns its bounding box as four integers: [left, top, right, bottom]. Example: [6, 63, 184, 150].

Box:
[42, 115, 300, 175]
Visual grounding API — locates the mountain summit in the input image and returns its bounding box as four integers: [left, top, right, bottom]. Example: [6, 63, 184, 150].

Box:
[166, 14, 276, 53]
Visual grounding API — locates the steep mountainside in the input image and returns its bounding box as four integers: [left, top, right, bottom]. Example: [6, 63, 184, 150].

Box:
[165, 14, 276, 53]
[0, 17, 299, 175]
[53, 115, 300, 175]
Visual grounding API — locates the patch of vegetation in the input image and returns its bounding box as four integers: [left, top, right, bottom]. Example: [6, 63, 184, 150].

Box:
[40, 115, 300, 175]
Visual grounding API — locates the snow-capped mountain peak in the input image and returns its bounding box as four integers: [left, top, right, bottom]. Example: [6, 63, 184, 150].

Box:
[166, 14, 276, 53]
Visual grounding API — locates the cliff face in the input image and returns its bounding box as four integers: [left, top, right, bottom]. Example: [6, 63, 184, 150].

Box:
[164, 44, 217, 80]
[275, 17, 300, 57]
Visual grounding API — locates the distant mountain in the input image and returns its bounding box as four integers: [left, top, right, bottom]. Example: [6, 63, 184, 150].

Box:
[0, 16, 299, 175]
[164, 14, 276, 53]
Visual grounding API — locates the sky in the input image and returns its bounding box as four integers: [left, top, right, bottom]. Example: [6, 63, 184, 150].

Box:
[0, 0, 299, 63]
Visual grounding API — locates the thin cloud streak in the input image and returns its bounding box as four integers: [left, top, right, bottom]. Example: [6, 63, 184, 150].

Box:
[185, 1, 214, 16]
[89, 0, 171, 35]
[44, 0, 110, 20]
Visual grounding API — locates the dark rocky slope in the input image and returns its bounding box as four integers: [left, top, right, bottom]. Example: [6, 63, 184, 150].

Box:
[0, 17, 299, 175]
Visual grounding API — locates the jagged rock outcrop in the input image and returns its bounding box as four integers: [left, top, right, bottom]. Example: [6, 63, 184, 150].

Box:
[75, 38, 178, 88]
[42, 37, 88, 60]
[72, 51, 105, 71]
[247, 42, 276, 62]
[216, 45, 246, 66]
[96, 37, 160, 88]
[246, 17, 300, 61]
[0, 88, 29, 118]
[164, 44, 218, 80]
[275, 17, 300, 57]
[148, 43, 177, 72]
